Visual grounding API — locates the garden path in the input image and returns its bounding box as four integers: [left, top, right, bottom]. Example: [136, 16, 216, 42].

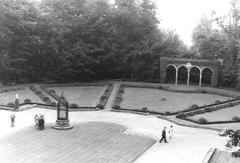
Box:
[104, 83, 121, 110]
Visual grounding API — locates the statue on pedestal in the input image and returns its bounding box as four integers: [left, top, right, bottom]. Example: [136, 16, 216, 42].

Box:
[52, 92, 73, 130]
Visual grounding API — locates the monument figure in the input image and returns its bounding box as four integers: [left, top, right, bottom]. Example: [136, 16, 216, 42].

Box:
[52, 92, 73, 130]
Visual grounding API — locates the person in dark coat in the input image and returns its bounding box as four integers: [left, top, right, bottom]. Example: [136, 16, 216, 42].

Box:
[159, 127, 168, 143]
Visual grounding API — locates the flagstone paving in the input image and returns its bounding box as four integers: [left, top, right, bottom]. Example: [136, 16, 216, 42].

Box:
[0, 122, 156, 163]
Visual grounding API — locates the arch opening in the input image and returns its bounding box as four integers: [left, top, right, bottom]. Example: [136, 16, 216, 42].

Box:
[177, 66, 188, 85]
[165, 65, 176, 84]
[189, 67, 200, 85]
[202, 68, 213, 86]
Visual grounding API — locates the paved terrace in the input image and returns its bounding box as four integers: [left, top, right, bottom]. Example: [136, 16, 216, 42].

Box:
[0, 122, 155, 163]
[0, 109, 227, 163]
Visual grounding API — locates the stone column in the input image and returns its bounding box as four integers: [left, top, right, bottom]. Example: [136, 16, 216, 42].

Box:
[199, 70, 202, 87]
[175, 68, 178, 85]
[187, 69, 190, 86]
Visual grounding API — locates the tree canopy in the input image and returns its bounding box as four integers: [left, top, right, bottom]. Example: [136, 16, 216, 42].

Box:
[0, 0, 186, 84]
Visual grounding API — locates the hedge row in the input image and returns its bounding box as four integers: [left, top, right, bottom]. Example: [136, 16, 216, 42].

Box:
[112, 84, 125, 110]
[43, 83, 106, 88]
[176, 100, 240, 124]
[176, 115, 240, 125]
[29, 85, 56, 106]
[96, 83, 113, 109]
[177, 100, 240, 118]
[42, 84, 108, 110]
[0, 87, 25, 94]
[112, 84, 240, 116]
[121, 83, 238, 97]
[118, 84, 240, 115]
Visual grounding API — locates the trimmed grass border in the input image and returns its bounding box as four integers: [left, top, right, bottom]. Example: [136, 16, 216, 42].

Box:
[112, 83, 240, 117]
[42, 83, 113, 110]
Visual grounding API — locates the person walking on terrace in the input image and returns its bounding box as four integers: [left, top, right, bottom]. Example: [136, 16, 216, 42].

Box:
[169, 125, 173, 139]
[159, 127, 168, 143]
[10, 114, 15, 127]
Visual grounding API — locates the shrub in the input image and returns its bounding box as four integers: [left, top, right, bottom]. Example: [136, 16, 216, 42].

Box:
[215, 100, 221, 104]
[228, 102, 235, 107]
[70, 103, 78, 109]
[116, 97, 123, 102]
[51, 102, 57, 107]
[119, 86, 125, 93]
[158, 85, 164, 90]
[7, 102, 15, 107]
[100, 95, 107, 100]
[198, 117, 208, 124]
[205, 107, 212, 112]
[189, 104, 199, 110]
[186, 112, 195, 116]
[200, 90, 207, 93]
[112, 104, 120, 109]
[36, 90, 42, 95]
[142, 107, 148, 112]
[161, 96, 166, 101]
[176, 112, 186, 118]
[232, 116, 240, 121]
[24, 99, 31, 103]
[165, 111, 171, 115]
[29, 85, 35, 90]
[43, 97, 50, 102]
[96, 104, 104, 109]
[49, 89, 56, 94]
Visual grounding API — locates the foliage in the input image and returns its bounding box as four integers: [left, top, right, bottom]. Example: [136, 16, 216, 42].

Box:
[141, 107, 148, 112]
[0, 0, 188, 83]
[191, 1, 240, 88]
[7, 102, 15, 107]
[24, 99, 31, 103]
[198, 117, 208, 124]
[232, 116, 240, 121]
[70, 103, 78, 109]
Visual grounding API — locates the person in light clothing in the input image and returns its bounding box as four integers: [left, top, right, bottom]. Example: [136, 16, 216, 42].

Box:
[169, 125, 173, 139]
[10, 114, 15, 127]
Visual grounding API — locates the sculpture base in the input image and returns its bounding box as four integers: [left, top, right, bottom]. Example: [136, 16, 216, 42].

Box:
[52, 119, 73, 130]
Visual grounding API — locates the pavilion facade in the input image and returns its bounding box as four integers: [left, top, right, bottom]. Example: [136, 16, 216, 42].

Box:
[160, 57, 221, 87]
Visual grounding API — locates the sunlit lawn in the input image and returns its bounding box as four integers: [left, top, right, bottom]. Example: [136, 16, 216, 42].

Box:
[48, 86, 106, 106]
[121, 87, 228, 112]
[0, 88, 42, 105]
[189, 105, 240, 122]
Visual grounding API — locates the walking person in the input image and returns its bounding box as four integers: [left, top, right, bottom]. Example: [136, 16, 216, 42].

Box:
[34, 114, 39, 129]
[10, 114, 15, 127]
[159, 127, 168, 143]
[169, 125, 173, 139]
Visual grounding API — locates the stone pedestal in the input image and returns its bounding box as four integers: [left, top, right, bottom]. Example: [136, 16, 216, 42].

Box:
[52, 119, 73, 130]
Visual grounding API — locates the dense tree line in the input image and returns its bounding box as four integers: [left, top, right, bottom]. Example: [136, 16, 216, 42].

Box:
[0, 0, 187, 84]
[191, 0, 240, 88]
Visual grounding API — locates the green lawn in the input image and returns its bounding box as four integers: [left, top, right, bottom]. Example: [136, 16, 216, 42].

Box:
[121, 87, 228, 112]
[189, 105, 240, 122]
[48, 86, 106, 106]
[0, 88, 42, 105]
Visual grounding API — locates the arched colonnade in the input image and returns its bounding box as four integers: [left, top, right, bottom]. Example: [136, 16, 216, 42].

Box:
[165, 63, 213, 86]
[160, 57, 220, 87]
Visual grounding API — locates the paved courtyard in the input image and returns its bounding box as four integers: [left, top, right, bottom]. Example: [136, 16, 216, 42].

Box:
[0, 108, 227, 163]
[0, 122, 155, 163]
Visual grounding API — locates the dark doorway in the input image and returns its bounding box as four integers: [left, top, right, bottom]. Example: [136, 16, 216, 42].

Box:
[177, 66, 188, 84]
[165, 65, 176, 84]
[202, 68, 213, 86]
[190, 67, 200, 85]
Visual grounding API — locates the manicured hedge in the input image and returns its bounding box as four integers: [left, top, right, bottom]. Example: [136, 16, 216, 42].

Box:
[0, 87, 25, 94]
[96, 83, 113, 109]
[42, 83, 112, 110]
[112, 84, 240, 116]
[29, 85, 54, 105]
